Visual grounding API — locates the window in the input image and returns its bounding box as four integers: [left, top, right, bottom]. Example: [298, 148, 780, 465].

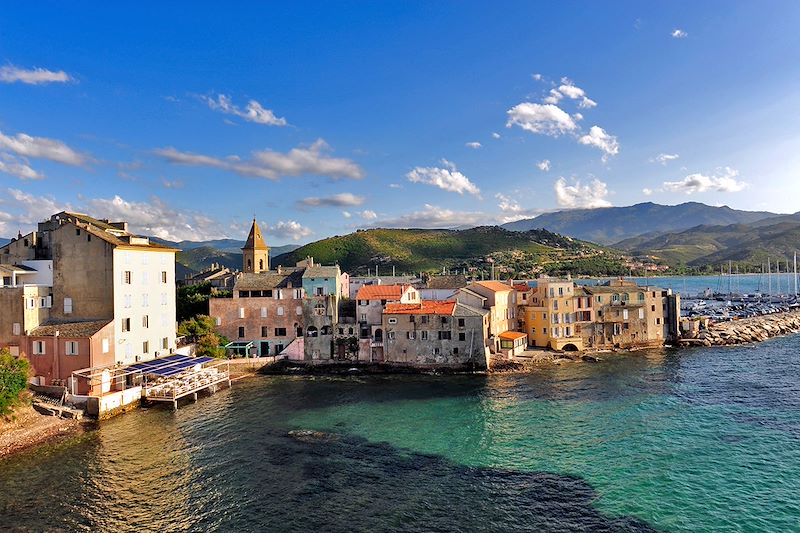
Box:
[121, 318, 131, 332]
[259, 259, 264, 270]
[622, 309, 628, 320]
[266, 290, 273, 298]
[162, 337, 169, 350]
[651, 305, 656, 312]
[65, 341, 79, 356]
[64, 297, 73, 314]
[438, 331, 452, 340]
[260, 307, 267, 318]
[162, 271, 168, 283]
[388, 318, 397, 324]
[123, 294, 132, 308]
[142, 341, 149, 354]
[407, 331, 415, 340]
[542, 312, 547, 320]
[142, 294, 149, 307]
[360, 313, 367, 322]
[656, 317, 662, 325]
[261, 326, 269, 337]
[295, 289, 304, 299]
[420, 330, 429, 340]
[434, 348, 440, 355]
[639, 308, 645, 319]
[142, 271, 149, 284]
[75, 228, 81, 236]
[275, 328, 287, 337]
[161, 292, 168, 305]
[142, 315, 149, 328]
[215, 317, 222, 326]
[315, 287, 324, 296]
[543, 327, 547, 334]
[102, 338, 109, 353]
[459, 332, 466, 341]
[238, 326, 245, 338]
[359, 300, 368, 306]
[458, 318, 465, 327]
[33, 341, 45, 355]
[239, 307, 245, 319]
[387, 331, 395, 340]
[440, 316, 449, 325]
[12, 323, 21, 335]
[277, 290, 283, 300]
[421, 316, 429, 324]
[277, 306, 284, 316]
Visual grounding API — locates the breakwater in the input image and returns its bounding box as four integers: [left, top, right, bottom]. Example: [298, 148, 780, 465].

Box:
[680, 310, 800, 347]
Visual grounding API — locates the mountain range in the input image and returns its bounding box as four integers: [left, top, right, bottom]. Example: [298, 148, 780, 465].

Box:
[502, 202, 780, 245]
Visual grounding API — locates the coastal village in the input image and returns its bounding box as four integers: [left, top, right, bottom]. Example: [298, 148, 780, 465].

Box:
[1, 210, 798, 427]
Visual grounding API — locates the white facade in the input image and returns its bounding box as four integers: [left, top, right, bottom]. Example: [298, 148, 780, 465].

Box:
[112, 248, 177, 365]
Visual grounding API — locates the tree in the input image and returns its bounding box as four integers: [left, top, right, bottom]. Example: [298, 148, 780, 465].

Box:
[177, 315, 229, 358]
[0, 349, 31, 416]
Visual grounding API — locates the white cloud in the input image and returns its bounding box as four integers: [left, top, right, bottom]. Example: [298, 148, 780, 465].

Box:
[342, 211, 352, 218]
[263, 220, 312, 241]
[671, 29, 688, 38]
[542, 80, 597, 109]
[155, 138, 364, 180]
[495, 193, 545, 223]
[406, 159, 481, 196]
[465, 141, 482, 149]
[579, 97, 597, 109]
[6, 188, 71, 226]
[0, 65, 71, 85]
[360, 210, 378, 221]
[532, 73, 543, 81]
[506, 103, 578, 136]
[554, 177, 612, 208]
[161, 179, 184, 189]
[662, 167, 747, 194]
[491, 132, 501, 139]
[388, 183, 402, 189]
[298, 192, 365, 207]
[204, 94, 287, 126]
[578, 126, 620, 160]
[86, 195, 227, 241]
[537, 159, 551, 172]
[650, 153, 680, 165]
[0, 154, 43, 180]
[0, 130, 90, 166]
[642, 188, 654, 196]
[371, 204, 487, 229]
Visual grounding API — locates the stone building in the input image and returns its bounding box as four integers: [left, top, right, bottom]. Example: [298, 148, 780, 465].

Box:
[381, 300, 489, 368]
[0, 211, 179, 386]
[456, 281, 518, 355]
[179, 263, 237, 289]
[355, 284, 420, 361]
[521, 277, 680, 351]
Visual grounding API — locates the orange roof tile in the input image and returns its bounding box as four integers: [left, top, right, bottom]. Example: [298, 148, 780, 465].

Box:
[499, 331, 527, 340]
[473, 280, 514, 292]
[356, 284, 410, 301]
[384, 301, 456, 315]
[513, 283, 530, 293]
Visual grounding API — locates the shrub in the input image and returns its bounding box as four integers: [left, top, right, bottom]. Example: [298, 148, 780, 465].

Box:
[0, 349, 31, 416]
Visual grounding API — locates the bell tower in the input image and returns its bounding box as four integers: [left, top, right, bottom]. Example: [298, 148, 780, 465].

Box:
[242, 218, 269, 273]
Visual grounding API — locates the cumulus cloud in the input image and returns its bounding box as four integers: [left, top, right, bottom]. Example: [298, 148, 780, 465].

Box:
[650, 153, 680, 165]
[662, 167, 747, 194]
[491, 132, 501, 139]
[554, 177, 612, 208]
[406, 159, 481, 196]
[298, 192, 365, 208]
[6, 188, 71, 226]
[204, 94, 287, 126]
[0, 65, 71, 85]
[465, 141, 482, 149]
[0, 154, 43, 180]
[495, 193, 546, 224]
[642, 188, 654, 196]
[388, 183, 402, 189]
[360, 210, 378, 221]
[342, 211, 352, 218]
[532, 73, 543, 81]
[542, 80, 597, 109]
[0, 130, 90, 166]
[155, 138, 364, 180]
[263, 220, 312, 241]
[671, 29, 688, 38]
[506, 103, 578, 136]
[578, 126, 620, 160]
[370, 204, 487, 229]
[537, 159, 551, 172]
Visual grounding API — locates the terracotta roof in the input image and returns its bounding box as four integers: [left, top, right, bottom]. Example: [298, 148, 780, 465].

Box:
[499, 331, 527, 340]
[243, 219, 269, 250]
[384, 301, 455, 315]
[68, 219, 178, 252]
[30, 319, 112, 338]
[472, 280, 514, 292]
[356, 284, 410, 301]
[513, 283, 531, 293]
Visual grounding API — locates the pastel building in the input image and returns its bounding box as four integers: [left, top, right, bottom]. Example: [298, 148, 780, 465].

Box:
[355, 283, 420, 361]
[456, 281, 518, 356]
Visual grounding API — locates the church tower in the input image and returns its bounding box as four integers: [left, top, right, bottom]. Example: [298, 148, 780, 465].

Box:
[242, 218, 270, 273]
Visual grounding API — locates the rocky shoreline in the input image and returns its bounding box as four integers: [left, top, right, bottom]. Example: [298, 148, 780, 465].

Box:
[0, 405, 89, 459]
[679, 310, 800, 347]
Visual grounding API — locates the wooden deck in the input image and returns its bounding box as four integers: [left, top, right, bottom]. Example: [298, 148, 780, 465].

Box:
[143, 367, 231, 409]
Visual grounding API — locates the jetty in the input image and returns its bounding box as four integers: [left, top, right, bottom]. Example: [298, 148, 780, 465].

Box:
[679, 310, 800, 347]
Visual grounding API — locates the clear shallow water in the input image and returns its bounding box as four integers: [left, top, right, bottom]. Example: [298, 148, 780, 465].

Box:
[3, 336, 800, 532]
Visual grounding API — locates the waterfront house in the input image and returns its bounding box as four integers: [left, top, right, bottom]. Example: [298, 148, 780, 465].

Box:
[456, 281, 518, 356]
[355, 283, 420, 361]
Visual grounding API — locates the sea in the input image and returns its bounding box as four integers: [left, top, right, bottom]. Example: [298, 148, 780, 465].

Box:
[2, 333, 800, 531]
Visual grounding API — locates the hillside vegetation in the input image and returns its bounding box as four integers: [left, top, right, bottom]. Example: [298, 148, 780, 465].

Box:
[273, 226, 628, 277]
[617, 219, 800, 267]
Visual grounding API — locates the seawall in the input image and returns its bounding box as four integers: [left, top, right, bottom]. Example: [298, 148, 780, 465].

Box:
[679, 310, 800, 347]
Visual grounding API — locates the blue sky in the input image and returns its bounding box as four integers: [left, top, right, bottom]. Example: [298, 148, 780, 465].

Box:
[2, 1, 800, 244]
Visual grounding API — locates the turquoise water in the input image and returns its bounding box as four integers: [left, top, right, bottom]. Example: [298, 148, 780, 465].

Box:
[2, 336, 800, 531]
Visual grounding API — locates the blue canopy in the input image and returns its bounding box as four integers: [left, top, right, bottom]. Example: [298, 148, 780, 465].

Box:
[126, 354, 214, 377]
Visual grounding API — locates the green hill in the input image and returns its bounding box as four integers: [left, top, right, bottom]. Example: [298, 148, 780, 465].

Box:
[272, 226, 629, 277]
[616, 219, 800, 267]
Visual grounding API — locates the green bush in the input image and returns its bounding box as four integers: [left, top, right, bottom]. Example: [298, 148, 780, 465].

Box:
[0, 349, 31, 416]
[178, 316, 229, 358]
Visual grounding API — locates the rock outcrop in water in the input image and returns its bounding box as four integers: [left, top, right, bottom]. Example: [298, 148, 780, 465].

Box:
[679, 310, 800, 347]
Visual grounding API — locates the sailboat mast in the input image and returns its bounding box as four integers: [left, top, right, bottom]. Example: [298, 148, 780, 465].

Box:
[795, 252, 798, 297]
[768, 258, 772, 297]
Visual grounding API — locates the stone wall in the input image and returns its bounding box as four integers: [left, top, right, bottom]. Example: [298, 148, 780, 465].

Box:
[679, 310, 800, 347]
